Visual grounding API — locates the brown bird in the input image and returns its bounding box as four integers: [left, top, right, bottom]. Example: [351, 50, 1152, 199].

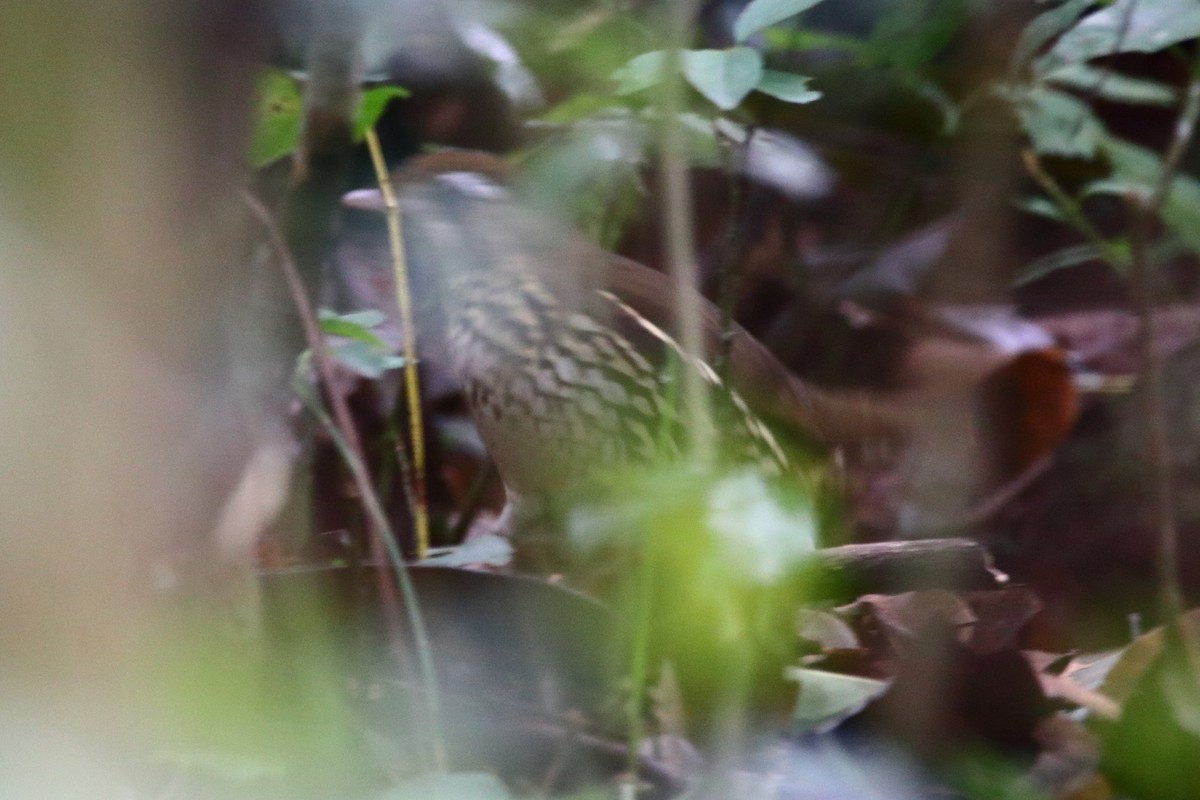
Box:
[342, 152, 907, 532]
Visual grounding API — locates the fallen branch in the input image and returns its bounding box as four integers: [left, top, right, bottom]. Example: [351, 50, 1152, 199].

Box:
[808, 537, 1005, 601]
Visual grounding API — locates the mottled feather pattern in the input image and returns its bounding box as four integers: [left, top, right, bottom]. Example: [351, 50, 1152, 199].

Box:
[394, 164, 818, 503]
[440, 253, 791, 496]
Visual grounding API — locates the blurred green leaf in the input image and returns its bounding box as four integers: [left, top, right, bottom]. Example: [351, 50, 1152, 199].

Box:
[1043, 64, 1178, 106]
[318, 309, 389, 348]
[612, 48, 766, 110]
[353, 85, 408, 141]
[910, 78, 961, 135]
[787, 667, 889, 731]
[1013, 195, 1068, 222]
[683, 47, 764, 110]
[537, 92, 622, 125]
[249, 70, 301, 168]
[733, 0, 829, 43]
[1012, 0, 1094, 72]
[1014, 85, 1105, 158]
[1014, 242, 1111, 285]
[863, 0, 968, 70]
[763, 26, 866, 56]
[1101, 136, 1200, 252]
[421, 535, 514, 568]
[611, 50, 669, 95]
[755, 70, 822, 104]
[1044, 0, 1200, 67]
[706, 469, 817, 585]
[329, 340, 405, 378]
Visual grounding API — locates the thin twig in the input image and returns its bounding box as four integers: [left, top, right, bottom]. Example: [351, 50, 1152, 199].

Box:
[241, 189, 447, 771]
[1127, 56, 1200, 626]
[625, 541, 658, 777]
[364, 128, 432, 560]
[1128, 212, 1182, 618]
[658, 0, 714, 465]
[713, 126, 753, 380]
[1021, 149, 1129, 270]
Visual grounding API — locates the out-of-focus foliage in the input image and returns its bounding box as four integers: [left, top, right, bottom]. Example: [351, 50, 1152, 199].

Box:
[249, 72, 407, 167]
[305, 308, 406, 379]
[1000, 0, 1200, 282]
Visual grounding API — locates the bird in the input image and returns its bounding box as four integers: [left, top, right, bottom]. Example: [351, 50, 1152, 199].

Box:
[341, 151, 909, 537]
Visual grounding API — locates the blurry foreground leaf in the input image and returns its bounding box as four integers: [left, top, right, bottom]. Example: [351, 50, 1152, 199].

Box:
[706, 469, 818, 585]
[1012, 0, 1094, 71]
[567, 467, 819, 587]
[787, 667, 889, 732]
[250, 76, 406, 167]
[1013, 85, 1105, 158]
[1014, 242, 1111, 285]
[421, 534, 514, 568]
[612, 48, 768, 111]
[755, 70, 822, 104]
[313, 309, 405, 378]
[1043, 64, 1178, 106]
[1013, 195, 1067, 222]
[1101, 137, 1200, 253]
[612, 51, 670, 95]
[863, 0, 969, 71]
[1045, 0, 1200, 67]
[734, 0, 829, 43]
[1101, 610, 1200, 799]
[327, 340, 406, 378]
[249, 69, 302, 168]
[318, 309, 389, 347]
[682, 47, 763, 110]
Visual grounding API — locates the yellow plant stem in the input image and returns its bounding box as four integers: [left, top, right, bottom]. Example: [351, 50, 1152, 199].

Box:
[366, 128, 430, 559]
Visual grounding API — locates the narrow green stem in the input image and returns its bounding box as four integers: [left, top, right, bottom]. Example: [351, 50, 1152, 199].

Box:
[625, 538, 658, 778]
[1021, 149, 1129, 270]
[242, 189, 447, 772]
[365, 128, 432, 560]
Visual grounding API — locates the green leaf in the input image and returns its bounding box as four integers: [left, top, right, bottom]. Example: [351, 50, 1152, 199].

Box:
[353, 85, 408, 141]
[682, 47, 764, 110]
[705, 470, 817, 584]
[248, 70, 301, 168]
[420, 535, 514, 568]
[1014, 242, 1111, 285]
[1101, 136, 1200, 253]
[755, 70, 821, 104]
[333, 309, 387, 328]
[1013, 195, 1067, 222]
[762, 26, 866, 56]
[1081, 176, 1153, 201]
[613, 48, 765, 110]
[1015, 85, 1105, 158]
[537, 92, 622, 125]
[910, 78, 961, 135]
[611, 50, 669, 95]
[1043, 64, 1178, 106]
[863, 0, 969, 70]
[786, 667, 889, 732]
[1045, 0, 1200, 67]
[1012, 0, 1094, 71]
[733, 0, 829, 43]
[329, 340, 405, 379]
[318, 309, 389, 348]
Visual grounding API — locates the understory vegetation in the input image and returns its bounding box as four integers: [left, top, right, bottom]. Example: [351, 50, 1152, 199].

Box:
[3, 0, 1200, 798]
